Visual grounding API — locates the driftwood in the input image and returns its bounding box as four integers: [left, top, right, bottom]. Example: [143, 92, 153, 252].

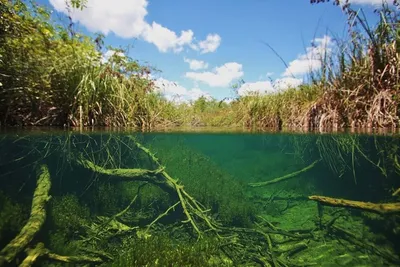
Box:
[0, 165, 51, 266]
[309, 195, 400, 214]
[248, 159, 321, 187]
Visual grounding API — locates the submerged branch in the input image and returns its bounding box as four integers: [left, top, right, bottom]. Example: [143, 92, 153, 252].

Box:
[0, 165, 51, 266]
[76, 157, 176, 194]
[309, 195, 400, 214]
[393, 188, 400, 197]
[248, 159, 321, 187]
[77, 138, 220, 238]
[19, 242, 103, 267]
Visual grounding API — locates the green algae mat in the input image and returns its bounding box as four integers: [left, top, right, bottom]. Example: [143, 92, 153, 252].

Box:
[0, 131, 399, 266]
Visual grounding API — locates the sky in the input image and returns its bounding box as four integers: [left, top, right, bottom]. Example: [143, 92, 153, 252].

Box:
[43, 0, 385, 102]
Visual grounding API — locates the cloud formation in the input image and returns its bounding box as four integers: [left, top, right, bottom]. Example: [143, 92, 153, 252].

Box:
[184, 58, 209, 70]
[49, 0, 221, 53]
[154, 78, 211, 102]
[237, 77, 303, 96]
[283, 35, 332, 77]
[185, 62, 244, 87]
[192, 34, 222, 54]
[348, 0, 386, 5]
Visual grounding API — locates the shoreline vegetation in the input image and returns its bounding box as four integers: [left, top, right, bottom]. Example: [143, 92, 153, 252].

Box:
[0, 0, 399, 131]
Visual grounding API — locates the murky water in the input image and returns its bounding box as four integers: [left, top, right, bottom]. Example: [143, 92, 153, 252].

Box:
[0, 130, 399, 266]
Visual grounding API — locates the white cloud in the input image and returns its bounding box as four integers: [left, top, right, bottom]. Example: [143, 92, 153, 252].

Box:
[50, 0, 149, 38]
[283, 35, 332, 77]
[237, 77, 303, 96]
[142, 22, 194, 53]
[184, 58, 209, 70]
[238, 81, 274, 96]
[185, 62, 244, 87]
[154, 78, 187, 96]
[348, 0, 385, 5]
[195, 34, 222, 54]
[154, 78, 211, 102]
[187, 88, 212, 101]
[274, 77, 303, 90]
[49, 0, 220, 54]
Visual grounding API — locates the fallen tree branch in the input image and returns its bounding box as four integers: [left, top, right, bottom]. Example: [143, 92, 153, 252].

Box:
[19, 243, 46, 267]
[309, 195, 400, 214]
[76, 157, 176, 195]
[393, 188, 400, 196]
[248, 159, 321, 187]
[18, 242, 104, 267]
[0, 165, 51, 266]
[46, 252, 103, 264]
[145, 201, 180, 234]
[77, 138, 220, 238]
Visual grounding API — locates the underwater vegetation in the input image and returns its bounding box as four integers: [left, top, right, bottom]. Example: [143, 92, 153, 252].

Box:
[0, 132, 399, 266]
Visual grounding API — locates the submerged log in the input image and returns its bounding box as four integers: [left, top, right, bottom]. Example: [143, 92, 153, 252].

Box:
[0, 165, 51, 266]
[309, 195, 400, 214]
[248, 159, 321, 187]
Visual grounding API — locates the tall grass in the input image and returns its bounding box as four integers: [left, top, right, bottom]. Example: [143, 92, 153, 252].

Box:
[233, 85, 322, 129]
[223, 1, 400, 130]
[0, 0, 166, 129]
[308, 1, 400, 129]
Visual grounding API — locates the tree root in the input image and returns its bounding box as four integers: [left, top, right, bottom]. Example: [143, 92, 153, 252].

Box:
[309, 195, 400, 214]
[0, 165, 51, 266]
[248, 159, 321, 187]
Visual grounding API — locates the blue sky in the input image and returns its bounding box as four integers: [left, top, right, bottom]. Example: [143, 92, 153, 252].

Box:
[45, 0, 383, 102]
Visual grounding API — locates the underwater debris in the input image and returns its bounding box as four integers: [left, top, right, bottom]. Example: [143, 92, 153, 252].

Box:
[309, 195, 400, 215]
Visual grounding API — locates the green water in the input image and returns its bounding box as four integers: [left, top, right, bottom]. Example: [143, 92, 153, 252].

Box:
[0, 130, 399, 266]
